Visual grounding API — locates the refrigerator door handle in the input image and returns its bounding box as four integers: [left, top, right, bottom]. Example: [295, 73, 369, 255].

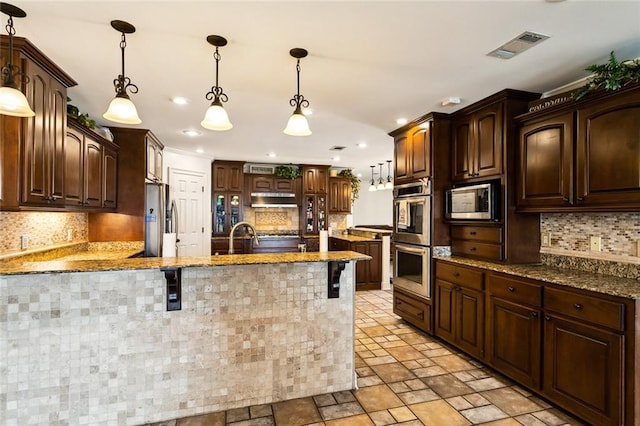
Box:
[171, 200, 180, 242]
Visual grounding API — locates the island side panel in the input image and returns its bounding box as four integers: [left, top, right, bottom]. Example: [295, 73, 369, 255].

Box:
[0, 261, 355, 425]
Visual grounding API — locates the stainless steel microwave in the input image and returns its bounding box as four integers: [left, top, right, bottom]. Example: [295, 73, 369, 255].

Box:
[445, 182, 499, 221]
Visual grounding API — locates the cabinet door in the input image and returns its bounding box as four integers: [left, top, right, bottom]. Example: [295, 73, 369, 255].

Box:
[328, 179, 340, 212]
[394, 135, 409, 182]
[352, 241, 370, 287]
[252, 176, 273, 192]
[50, 80, 66, 202]
[83, 138, 103, 207]
[576, 89, 640, 208]
[64, 127, 84, 206]
[543, 314, 623, 425]
[339, 179, 351, 213]
[517, 113, 574, 209]
[316, 168, 328, 194]
[22, 62, 50, 204]
[435, 279, 456, 344]
[487, 297, 541, 388]
[145, 135, 163, 182]
[274, 178, 295, 192]
[409, 124, 431, 179]
[452, 117, 472, 181]
[473, 103, 503, 179]
[456, 286, 484, 359]
[103, 146, 118, 209]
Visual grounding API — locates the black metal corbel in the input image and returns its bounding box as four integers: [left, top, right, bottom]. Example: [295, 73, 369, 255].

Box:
[328, 261, 346, 299]
[162, 267, 182, 311]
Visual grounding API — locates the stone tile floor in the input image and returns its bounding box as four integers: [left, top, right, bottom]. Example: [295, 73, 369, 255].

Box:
[149, 290, 584, 426]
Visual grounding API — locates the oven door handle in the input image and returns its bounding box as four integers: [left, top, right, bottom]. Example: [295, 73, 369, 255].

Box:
[395, 244, 428, 255]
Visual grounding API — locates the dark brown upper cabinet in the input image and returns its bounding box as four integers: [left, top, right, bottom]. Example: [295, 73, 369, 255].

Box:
[392, 122, 431, 184]
[517, 84, 640, 212]
[452, 102, 503, 182]
[213, 161, 244, 192]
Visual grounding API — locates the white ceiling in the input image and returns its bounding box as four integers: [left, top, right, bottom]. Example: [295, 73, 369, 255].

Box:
[11, 0, 640, 178]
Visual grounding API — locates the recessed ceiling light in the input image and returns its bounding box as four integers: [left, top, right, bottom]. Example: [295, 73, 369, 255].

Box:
[357, 142, 367, 148]
[332, 156, 340, 162]
[196, 148, 204, 154]
[172, 96, 190, 105]
[182, 129, 202, 137]
[396, 118, 408, 125]
[267, 152, 277, 158]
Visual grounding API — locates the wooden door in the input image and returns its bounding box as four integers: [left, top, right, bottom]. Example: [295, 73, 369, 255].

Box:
[435, 280, 456, 344]
[394, 135, 408, 182]
[517, 113, 574, 209]
[171, 168, 207, 256]
[487, 297, 541, 388]
[303, 167, 317, 193]
[456, 286, 484, 359]
[49, 79, 66, 202]
[22, 62, 50, 204]
[63, 128, 83, 206]
[103, 146, 118, 209]
[543, 314, 623, 425]
[83, 138, 103, 207]
[367, 241, 382, 285]
[452, 117, 472, 181]
[473, 102, 503, 179]
[409, 124, 431, 179]
[576, 89, 640, 208]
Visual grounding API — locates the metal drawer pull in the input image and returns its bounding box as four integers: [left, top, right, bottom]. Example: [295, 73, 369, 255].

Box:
[469, 231, 477, 235]
[544, 315, 551, 321]
[469, 247, 477, 252]
[532, 312, 538, 318]
[574, 303, 583, 310]
[508, 286, 515, 292]
[562, 197, 569, 202]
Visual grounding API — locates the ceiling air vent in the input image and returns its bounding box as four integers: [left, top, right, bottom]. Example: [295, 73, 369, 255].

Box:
[487, 31, 549, 59]
[330, 146, 347, 151]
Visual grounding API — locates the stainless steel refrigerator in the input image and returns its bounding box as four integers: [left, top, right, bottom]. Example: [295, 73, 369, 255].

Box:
[144, 182, 178, 257]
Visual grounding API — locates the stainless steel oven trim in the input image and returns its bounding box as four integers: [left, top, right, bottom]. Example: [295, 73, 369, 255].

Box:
[393, 242, 431, 299]
[393, 195, 430, 246]
[393, 178, 431, 198]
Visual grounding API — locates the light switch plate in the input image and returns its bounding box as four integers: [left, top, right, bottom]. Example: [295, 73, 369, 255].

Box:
[541, 232, 551, 247]
[590, 236, 602, 252]
[636, 240, 640, 256]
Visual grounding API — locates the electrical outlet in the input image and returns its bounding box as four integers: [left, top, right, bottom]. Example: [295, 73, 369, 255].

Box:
[541, 232, 551, 247]
[67, 229, 73, 241]
[636, 240, 640, 256]
[589, 236, 602, 252]
[20, 235, 28, 250]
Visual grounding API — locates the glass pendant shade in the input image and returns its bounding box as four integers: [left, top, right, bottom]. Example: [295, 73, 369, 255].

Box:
[384, 160, 393, 189]
[283, 108, 311, 136]
[103, 95, 141, 124]
[385, 179, 393, 190]
[201, 100, 232, 131]
[377, 180, 385, 190]
[369, 182, 377, 191]
[0, 85, 34, 117]
[368, 165, 376, 191]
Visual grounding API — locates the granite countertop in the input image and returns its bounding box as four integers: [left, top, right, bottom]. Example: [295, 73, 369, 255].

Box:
[0, 251, 371, 275]
[331, 234, 379, 243]
[437, 256, 640, 300]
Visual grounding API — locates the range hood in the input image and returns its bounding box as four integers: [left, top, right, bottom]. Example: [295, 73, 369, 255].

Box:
[250, 192, 298, 208]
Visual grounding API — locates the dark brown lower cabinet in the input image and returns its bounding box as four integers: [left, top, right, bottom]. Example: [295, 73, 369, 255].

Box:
[330, 237, 382, 290]
[542, 314, 623, 425]
[435, 261, 485, 360]
[393, 287, 432, 334]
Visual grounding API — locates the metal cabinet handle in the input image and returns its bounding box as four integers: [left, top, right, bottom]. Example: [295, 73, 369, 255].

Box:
[418, 311, 424, 318]
[574, 303, 583, 310]
[562, 197, 569, 202]
[577, 197, 585, 202]
[454, 286, 462, 291]
[532, 312, 539, 318]
[453, 272, 460, 277]
[544, 315, 551, 321]
[469, 247, 477, 252]
[508, 286, 515, 292]
[469, 231, 477, 236]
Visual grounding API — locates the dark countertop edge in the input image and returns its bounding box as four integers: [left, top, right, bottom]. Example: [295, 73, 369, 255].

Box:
[0, 251, 371, 276]
[435, 256, 640, 300]
[331, 235, 380, 242]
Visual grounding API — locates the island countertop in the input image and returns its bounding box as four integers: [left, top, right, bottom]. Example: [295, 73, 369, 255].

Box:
[0, 250, 370, 275]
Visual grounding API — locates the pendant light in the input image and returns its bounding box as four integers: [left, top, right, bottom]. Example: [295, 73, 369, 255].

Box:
[201, 35, 232, 131]
[103, 20, 141, 125]
[0, 3, 34, 117]
[283, 48, 311, 136]
[368, 165, 376, 192]
[376, 163, 386, 190]
[385, 160, 393, 189]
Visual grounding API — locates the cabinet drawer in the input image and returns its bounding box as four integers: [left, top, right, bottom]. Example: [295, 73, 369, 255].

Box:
[451, 240, 503, 261]
[488, 273, 542, 307]
[544, 287, 625, 332]
[451, 226, 502, 243]
[394, 289, 431, 332]
[435, 261, 484, 291]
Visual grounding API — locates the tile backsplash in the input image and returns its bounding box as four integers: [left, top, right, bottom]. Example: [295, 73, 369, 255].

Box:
[540, 212, 640, 263]
[0, 212, 87, 254]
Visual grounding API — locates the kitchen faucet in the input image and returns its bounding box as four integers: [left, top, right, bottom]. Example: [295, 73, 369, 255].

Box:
[229, 221, 260, 254]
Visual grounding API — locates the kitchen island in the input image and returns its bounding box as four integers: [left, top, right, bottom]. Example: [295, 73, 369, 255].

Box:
[0, 251, 368, 425]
